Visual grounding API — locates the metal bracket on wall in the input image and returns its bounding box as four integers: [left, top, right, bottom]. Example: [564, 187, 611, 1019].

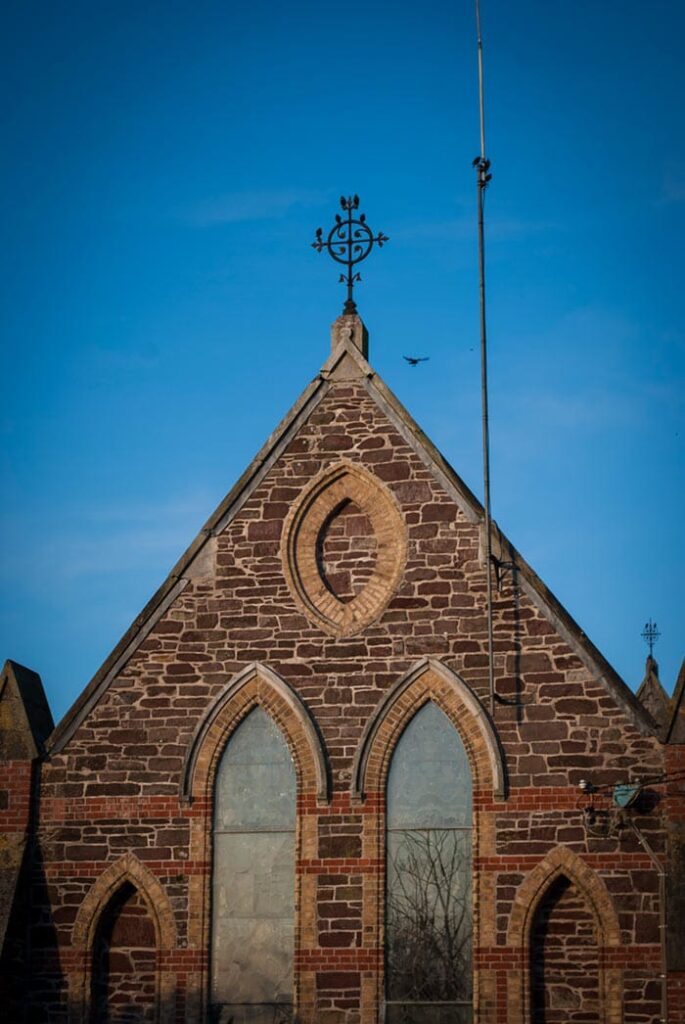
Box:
[492, 556, 517, 592]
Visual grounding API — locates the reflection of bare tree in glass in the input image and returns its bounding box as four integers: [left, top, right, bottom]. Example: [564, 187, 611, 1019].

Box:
[386, 830, 472, 1004]
[273, 1009, 299, 1024]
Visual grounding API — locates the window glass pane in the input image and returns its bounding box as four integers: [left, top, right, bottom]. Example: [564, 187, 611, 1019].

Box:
[385, 1006, 473, 1024]
[212, 833, 295, 1004]
[214, 707, 296, 830]
[210, 1005, 294, 1024]
[209, 1007, 292, 1024]
[387, 830, 472, 1002]
[386, 701, 473, 1019]
[387, 702, 472, 829]
[211, 707, 296, 1022]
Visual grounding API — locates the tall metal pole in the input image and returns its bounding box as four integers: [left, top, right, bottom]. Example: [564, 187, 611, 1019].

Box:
[476, 0, 486, 160]
[474, 0, 496, 717]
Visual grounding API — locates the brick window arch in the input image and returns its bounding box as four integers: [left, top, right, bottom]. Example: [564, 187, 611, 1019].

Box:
[90, 880, 157, 1023]
[181, 661, 329, 805]
[529, 874, 600, 1023]
[506, 846, 622, 1024]
[352, 657, 506, 802]
[210, 706, 297, 1023]
[69, 853, 177, 1024]
[385, 700, 474, 1022]
[181, 663, 328, 1020]
[351, 659, 506, 1023]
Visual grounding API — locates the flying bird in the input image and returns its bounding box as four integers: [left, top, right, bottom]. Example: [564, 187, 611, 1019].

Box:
[403, 355, 430, 366]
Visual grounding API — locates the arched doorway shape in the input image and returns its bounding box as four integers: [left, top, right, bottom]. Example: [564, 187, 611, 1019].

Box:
[69, 853, 177, 1024]
[506, 846, 622, 1024]
[90, 881, 157, 1022]
[181, 662, 329, 1020]
[351, 659, 507, 1023]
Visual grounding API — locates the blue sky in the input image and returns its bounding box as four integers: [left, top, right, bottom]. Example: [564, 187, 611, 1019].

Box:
[1, 0, 683, 724]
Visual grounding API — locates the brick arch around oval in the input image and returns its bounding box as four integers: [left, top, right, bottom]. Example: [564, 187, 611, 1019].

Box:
[69, 851, 177, 1024]
[506, 845, 622, 1024]
[282, 458, 407, 637]
[351, 657, 507, 803]
[180, 661, 329, 805]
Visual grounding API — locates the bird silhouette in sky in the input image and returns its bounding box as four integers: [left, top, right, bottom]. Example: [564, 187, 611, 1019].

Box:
[403, 355, 430, 366]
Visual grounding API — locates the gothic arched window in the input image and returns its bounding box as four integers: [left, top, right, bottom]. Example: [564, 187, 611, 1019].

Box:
[90, 881, 157, 1022]
[210, 707, 296, 1023]
[385, 701, 473, 1023]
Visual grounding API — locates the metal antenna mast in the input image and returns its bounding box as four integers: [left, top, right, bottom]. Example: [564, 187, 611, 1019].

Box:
[473, 0, 496, 716]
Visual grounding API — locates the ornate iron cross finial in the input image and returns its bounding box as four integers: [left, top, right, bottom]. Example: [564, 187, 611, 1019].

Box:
[641, 619, 660, 657]
[312, 195, 388, 315]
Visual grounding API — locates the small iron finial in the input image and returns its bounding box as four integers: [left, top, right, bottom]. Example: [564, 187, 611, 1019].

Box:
[312, 195, 388, 314]
[641, 619, 660, 658]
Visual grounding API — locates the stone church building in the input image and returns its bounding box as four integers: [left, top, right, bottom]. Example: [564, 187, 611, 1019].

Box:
[1, 312, 684, 1023]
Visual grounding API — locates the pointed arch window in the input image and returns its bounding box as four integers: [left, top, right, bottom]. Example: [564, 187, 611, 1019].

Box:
[530, 875, 600, 1023]
[385, 701, 473, 1023]
[90, 881, 157, 1022]
[211, 707, 296, 1023]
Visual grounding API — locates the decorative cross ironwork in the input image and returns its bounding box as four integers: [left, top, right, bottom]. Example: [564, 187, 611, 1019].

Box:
[312, 195, 388, 315]
[641, 619, 660, 657]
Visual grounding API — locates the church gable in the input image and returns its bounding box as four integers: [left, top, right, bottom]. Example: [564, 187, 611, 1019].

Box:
[47, 317, 655, 766]
[7, 316, 678, 1024]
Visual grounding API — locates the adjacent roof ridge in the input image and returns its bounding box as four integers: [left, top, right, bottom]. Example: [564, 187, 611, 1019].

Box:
[1, 660, 54, 758]
[663, 657, 685, 744]
[635, 655, 670, 731]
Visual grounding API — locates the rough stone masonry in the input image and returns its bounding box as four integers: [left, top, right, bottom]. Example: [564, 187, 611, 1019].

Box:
[1, 314, 684, 1023]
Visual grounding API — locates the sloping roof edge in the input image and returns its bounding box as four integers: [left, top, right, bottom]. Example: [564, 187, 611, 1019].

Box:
[1, 661, 54, 758]
[46, 370, 332, 754]
[46, 331, 656, 751]
[663, 657, 685, 744]
[635, 657, 671, 730]
[362, 371, 657, 737]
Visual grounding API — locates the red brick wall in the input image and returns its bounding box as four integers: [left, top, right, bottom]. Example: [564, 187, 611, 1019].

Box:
[0, 760, 34, 1012]
[0, 759, 32, 833]
[669, 973, 685, 1023]
[15, 380, 672, 1022]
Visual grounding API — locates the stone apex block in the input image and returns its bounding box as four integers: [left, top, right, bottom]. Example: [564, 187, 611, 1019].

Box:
[330, 315, 368, 359]
[1, 659, 54, 759]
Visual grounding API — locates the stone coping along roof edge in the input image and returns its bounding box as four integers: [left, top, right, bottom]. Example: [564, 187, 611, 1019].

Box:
[1, 659, 54, 758]
[45, 327, 656, 752]
[663, 656, 685, 744]
[363, 370, 657, 737]
[45, 369, 331, 755]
